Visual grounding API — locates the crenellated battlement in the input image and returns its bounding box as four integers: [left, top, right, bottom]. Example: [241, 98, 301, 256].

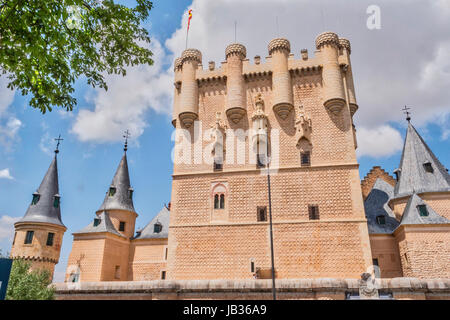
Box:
[172, 31, 358, 128]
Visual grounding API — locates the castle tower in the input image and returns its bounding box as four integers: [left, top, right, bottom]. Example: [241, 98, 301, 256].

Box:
[10, 148, 66, 280]
[225, 43, 247, 124]
[167, 32, 373, 280]
[172, 57, 183, 127]
[268, 38, 294, 119]
[178, 49, 202, 128]
[65, 145, 137, 282]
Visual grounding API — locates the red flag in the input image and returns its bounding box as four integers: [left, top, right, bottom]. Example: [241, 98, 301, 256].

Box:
[187, 9, 193, 31]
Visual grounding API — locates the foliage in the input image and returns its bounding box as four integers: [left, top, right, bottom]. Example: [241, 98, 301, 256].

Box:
[6, 259, 55, 300]
[0, 0, 153, 113]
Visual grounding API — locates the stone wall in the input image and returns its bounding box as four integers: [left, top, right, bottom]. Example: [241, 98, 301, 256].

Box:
[53, 278, 450, 300]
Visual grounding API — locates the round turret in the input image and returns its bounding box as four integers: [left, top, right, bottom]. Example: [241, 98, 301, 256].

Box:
[338, 38, 351, 55]
[316, 32, 346, 115]
[179, 49, 202, 128]
[225, 43, 247, 124]
[172, 57, 183, 127]
[268, 38, 294, 119]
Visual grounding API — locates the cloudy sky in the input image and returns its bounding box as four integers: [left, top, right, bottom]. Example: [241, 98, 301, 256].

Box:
[0, 0, 449, 281]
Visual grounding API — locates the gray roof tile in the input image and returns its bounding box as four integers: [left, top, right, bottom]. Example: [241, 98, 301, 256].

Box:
[97, 152, 136, 213]
[394, 123, 450, 198]
[73, 211, 124, 237]
[133, 207, 170, 240]
[398, 193, 449, 226]
[17, 155, 65, 227]
[364, 178, 399, 234]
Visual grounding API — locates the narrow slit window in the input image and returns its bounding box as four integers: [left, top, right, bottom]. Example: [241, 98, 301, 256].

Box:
[308, 205, 320, 220]
[219, 194, 225, 209]
[46, 232, 55, 246]
[53, 195, 60, 208]
[214, 194, 219, 209]
[257, 206, 267, 222]
[161, 271, 166, 280]
[119, 221, 126, 232]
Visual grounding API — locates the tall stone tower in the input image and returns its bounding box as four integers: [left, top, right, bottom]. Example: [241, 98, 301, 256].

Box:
[167, 32, 372, 280]
[10, 148, 66, 280]
[65, 146, 138, 282]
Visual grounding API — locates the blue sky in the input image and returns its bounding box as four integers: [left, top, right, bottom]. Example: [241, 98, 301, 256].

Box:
[0, 0, 449, 282]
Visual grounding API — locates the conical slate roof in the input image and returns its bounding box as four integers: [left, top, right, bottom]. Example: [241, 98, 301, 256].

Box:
[394, 123, 450, 197]
[398, 193, 449, 226]
[97, 152, 135, 213]
[133, 206, 170, 240]
[17, 155, 65, 227]
[73, 211, 123, 237]
[364, 178, 399, 234]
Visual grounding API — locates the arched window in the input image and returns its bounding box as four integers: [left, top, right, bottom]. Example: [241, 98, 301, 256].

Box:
[220, 194, 225, 209]
[214, 194, 219, 209]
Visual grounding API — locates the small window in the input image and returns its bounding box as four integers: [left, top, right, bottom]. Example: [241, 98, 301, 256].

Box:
[219, 194, 225, 209]
[109, 187, 116, 197]
[119, 221, 126, 232]
[250, 260, 255, 273]
[301, 151, 311, 166]
[372, 258, 379, 266]
[161, 271, 166, 280]
[165, 247, 168, 260]
[417, 204, 429, 217]
[93, 218, 101, 227]
[214, 158, 223, 171]
[376, 215, 386, 225]
[46, 232, 55, 246]
[31, 193, 40, 205]
[24, 231, 34, 244]
[308, 205, 319, 220]
[257, 154, 266, 168]
[53, 195, 60, 208]
[423, 162, 434, 173]
[114, 266, 121, 279]
[257, 206, 267, 222]
[128, 188, 133, 199]
[154, 223, 162, 233]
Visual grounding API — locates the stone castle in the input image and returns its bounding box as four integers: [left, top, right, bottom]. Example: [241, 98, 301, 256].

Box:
[9, 32, 450, 298]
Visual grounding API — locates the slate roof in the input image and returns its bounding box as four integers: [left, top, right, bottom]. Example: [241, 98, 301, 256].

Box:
[133, 206, 170, 240]
[97, 152, 136, 213]
[17, 155, 65, 227]
[364, 178, 399, 234]
[394, 123, 450, 198]
[397, 193, 449, 226]
[73, 211, 123, 237]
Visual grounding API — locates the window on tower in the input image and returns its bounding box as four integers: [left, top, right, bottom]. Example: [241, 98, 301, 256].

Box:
[154, 222, 162, 233]
[46, 232, 55, 246]
[301, 151, 311, 166]
[220, 194, 225, 209]
[257, 206, 267, 222]
[109, 187, 116, 197]
[93, 218, 101, 227]
[423, 162, 434, 173]
[24, 230, 34, 244]
[128, 188, 134, 199]
[308, 205, 320, 220]
[31, 193, 40, 205]
[53, 195, 60, 208]
[376, 215, 386, 225]
[119, 221, 126, 232]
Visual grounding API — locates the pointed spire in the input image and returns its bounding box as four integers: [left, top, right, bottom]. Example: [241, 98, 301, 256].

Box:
[18, 153, 65, 227]
[394, 123, 450, 197]
[97, 151, 135, 213]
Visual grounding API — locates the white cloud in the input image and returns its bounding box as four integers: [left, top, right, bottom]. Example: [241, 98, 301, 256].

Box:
[0, 168, 14, 180]
[0, 76, 15, 116]
[71, 0, 450, 149]
[0, 117, 22, 151]
[0, 215, 20, 241]
[71, 39, 173, 142]
[356, 125, 403, 158]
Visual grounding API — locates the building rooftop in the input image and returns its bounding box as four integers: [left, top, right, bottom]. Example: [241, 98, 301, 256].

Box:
[74, 211, 124, 237]
[397, 193, 449, 226]
[133, 206, 170, 240]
